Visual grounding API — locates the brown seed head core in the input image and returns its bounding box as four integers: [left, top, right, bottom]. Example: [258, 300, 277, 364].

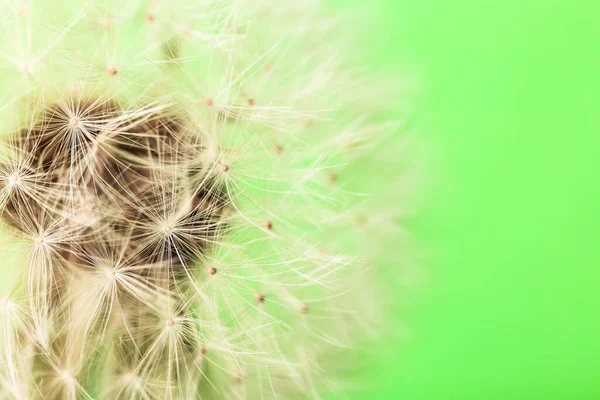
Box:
[0, 96, 227, 286]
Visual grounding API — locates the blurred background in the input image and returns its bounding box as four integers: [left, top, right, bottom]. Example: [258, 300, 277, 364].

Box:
[334, 0, 600, 398]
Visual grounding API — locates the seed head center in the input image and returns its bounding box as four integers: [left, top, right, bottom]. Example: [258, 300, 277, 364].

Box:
[123, 372, 134, 383]
[162, 224, 173, 235]
[0, 296, 9, 309]
[19, 62, 32, 75]
[58, 369, 74, 382]
[7, 171, 21, 188]
[106, 268, 117, 279]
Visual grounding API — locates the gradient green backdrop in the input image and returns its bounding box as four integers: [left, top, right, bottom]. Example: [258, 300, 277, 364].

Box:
[343, 0, 600, 398]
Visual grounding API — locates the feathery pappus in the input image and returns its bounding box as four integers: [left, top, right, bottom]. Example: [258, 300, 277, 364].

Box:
[0, 1, 417, 399]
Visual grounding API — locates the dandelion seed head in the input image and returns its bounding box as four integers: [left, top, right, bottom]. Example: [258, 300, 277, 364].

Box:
[0, 1, 414, 398]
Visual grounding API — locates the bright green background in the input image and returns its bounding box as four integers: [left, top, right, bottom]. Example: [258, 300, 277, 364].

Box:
[347, 0, 600, 398]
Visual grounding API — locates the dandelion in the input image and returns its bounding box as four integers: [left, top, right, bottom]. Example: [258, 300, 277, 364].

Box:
[0, 0, 415, 399]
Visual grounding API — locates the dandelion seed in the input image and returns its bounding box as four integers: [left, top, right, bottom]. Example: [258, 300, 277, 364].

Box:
[356, 215, 367, 227]
[104, 19, 113, 29]
[19, 62, 33, 75]
[162, 224, 173, 236]
[16, 6, 28, 17]
[107, 67, 118, 76]
[122, 372, 134, 383]
[300, 303, 309, 314]
[105, 268, 116, 280]
[0, 296, 9, 309]
[7, 172, 21, 189]
[58, 370, 74, 383]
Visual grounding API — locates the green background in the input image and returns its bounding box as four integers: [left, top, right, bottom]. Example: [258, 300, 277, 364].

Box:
[349, 0, 600, 398]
